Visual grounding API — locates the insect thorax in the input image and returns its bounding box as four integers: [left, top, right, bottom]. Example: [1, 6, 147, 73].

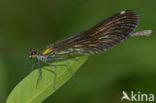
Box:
[37, 55, 49, 63]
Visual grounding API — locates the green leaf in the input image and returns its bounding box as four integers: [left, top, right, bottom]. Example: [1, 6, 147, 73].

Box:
[6, 56, 88, 103]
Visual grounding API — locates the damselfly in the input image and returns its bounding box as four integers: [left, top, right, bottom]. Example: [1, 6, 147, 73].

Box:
[29, 10, 151, 88]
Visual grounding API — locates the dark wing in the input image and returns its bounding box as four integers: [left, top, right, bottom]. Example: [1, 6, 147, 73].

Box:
[53, 10, 139, 55]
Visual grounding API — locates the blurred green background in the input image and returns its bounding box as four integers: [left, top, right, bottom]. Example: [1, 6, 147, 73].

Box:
[0, 0, 156, 103]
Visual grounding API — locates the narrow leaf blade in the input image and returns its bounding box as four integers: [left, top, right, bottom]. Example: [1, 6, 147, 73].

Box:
[6, 56, 88, 103]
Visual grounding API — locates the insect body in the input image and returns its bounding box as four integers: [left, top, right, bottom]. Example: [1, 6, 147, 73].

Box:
[29, 10, 141, 87]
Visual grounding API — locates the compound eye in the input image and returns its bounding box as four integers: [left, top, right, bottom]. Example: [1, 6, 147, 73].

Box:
[30, 49, 37, 54]
[29, 49, 37, 59]
[32, 50, 37, 55]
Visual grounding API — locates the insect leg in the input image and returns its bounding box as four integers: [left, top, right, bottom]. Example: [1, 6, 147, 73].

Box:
[65, 62, 78, 83]
[45, 57, 79, 83]
[36, 60, 42, 88]
[43, 66, 57, 90]
[50, 62, 78, 83]
[30, 59, 37, 72]
[31, 63, 36, 70]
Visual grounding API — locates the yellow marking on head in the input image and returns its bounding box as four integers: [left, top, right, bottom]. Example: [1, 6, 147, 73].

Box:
[42, 48, 53, 55]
